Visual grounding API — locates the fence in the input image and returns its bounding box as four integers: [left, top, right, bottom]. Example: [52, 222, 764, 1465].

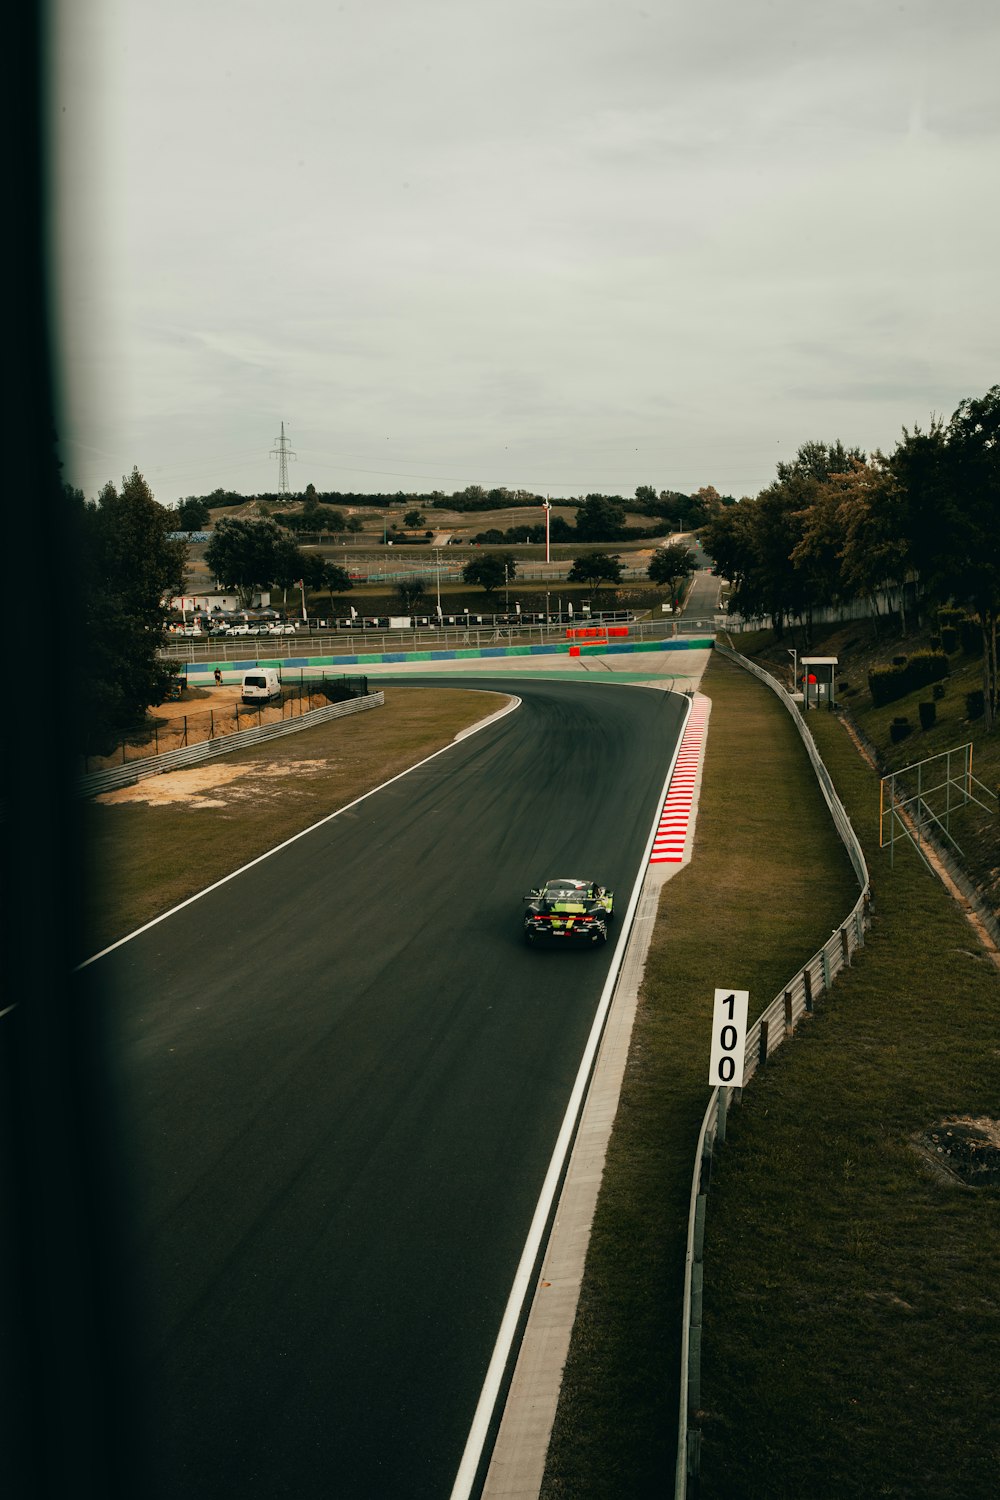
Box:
[675, 645, 872, 1498]
[79, 680, 378, 799]
[81, 675, 368, 775]
[160, 616, 714, 665]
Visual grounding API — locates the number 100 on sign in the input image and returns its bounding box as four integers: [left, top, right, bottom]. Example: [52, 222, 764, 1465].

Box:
[709, 989, 749, 1087]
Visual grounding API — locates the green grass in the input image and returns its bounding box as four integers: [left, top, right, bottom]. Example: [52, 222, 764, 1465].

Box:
[81, 686, 500, 958]
[540, 654, 859, 1496]
[543, 645, 999, 1499]
[730, 620, 1000, 922]
[697, 710, 1000, 1500]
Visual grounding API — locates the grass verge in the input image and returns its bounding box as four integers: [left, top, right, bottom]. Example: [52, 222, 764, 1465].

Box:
[81, 686, 501, 958]
[697, 708, 1000, 1500]
[540, 652, 859, 1496]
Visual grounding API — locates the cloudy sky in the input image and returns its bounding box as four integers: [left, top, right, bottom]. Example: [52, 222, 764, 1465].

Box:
[52, 0, 999, 507]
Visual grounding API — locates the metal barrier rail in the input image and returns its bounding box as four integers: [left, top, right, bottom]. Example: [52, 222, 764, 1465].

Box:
[78, 692, 384, 799]
[675, 646, 871, 1498]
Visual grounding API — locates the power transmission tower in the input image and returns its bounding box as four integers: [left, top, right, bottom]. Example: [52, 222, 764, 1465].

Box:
[269, 421, 297, 494]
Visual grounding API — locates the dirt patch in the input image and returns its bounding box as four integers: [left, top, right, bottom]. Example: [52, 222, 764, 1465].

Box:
[96, 758, 330, 809]
[913, 1116, 1000, 1187]
[151, 686, 242, 722]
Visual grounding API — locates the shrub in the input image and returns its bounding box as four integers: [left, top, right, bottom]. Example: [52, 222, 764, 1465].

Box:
[918, 701, 936, 730]
[936, 605, 964, 629]
[940, 626, 958, 653]
[890, 717, 912, 743]
[867, 651, 948, 707]
[929, 634, 942, 651]
[869, 664, 908, 707]
[907, 649, 950, 689]
[959, 616, 980, 654]
[932, 682, 946, 701]
[965, 689, 985, 720]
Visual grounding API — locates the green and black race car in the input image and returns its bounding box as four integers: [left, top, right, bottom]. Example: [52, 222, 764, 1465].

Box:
[522, 877, 615, 947]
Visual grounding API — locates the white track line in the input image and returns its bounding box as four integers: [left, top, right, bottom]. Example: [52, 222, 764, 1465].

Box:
[74, 695, 521, 971]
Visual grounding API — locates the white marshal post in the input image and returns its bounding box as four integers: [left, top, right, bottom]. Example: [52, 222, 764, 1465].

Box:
[544, 497, 552, 563]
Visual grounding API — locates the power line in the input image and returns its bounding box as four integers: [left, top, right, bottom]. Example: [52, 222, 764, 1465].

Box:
[269, 421, 297, 494]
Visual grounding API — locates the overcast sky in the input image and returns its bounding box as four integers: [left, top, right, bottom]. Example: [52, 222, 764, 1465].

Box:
[52, 0, 1000, 507]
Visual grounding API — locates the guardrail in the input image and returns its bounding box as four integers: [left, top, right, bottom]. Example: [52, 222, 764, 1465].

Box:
[675, 645, 871, 1497]
[78, 692, 384, 799]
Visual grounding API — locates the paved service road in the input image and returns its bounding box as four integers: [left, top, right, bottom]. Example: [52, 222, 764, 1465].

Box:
[91, 676, 687, 1499]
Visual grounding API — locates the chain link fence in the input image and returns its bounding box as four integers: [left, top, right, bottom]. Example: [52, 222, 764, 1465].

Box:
[80, 675, 369, 776]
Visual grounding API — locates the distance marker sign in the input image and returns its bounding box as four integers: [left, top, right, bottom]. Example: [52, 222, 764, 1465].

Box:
[709, 989, 749, 1086]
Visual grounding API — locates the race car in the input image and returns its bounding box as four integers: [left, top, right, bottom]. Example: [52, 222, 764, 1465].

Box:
[522, 877, 615, 947]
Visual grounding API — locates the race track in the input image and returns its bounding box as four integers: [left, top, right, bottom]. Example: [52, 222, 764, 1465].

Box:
[91, 676, 687, 1498]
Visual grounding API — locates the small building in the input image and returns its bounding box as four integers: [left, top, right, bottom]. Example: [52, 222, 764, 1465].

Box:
[800, 656, 838, 710]
[167, 590, 272, 616]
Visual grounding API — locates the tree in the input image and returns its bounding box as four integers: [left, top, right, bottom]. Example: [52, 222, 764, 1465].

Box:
[404, 508, 425, 528]
[823, 458, 911, 637]
[648, 542, 695, 603]
[205, 517, 283, 607]
[77, 467, 187, 751]
[300, 550, 329, 592]
[701, 485, 809, 637]
[574, 495, 626, 542]
[322, 562, 353, 615]
[345, 516, 364, 533]
[567, 552, 624, 594]
[776, 440, 865, 484]
[944, 388, 1000, 729]
[273, 536, 307, 605]
[395, 577, 427, 611]
[176, 496, 210, 531]
[893, 390, 1000, 730]
[635, 484, 657, 506]
[462, 553, 517, 597]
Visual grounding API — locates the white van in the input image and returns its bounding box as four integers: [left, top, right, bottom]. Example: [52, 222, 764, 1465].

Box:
[241, 667, 282, 704]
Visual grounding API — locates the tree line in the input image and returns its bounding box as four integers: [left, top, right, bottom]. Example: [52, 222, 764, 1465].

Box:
[702, 385, 1000, 732]
[68, 463, 698, 753]
[176, 482, 734, 533]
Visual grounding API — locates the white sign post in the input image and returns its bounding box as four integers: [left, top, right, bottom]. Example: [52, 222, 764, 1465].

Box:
[708, 989, 749, 1088]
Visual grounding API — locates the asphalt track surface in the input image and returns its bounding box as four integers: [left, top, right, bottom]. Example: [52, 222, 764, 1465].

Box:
[90, 675, 687, 1499]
